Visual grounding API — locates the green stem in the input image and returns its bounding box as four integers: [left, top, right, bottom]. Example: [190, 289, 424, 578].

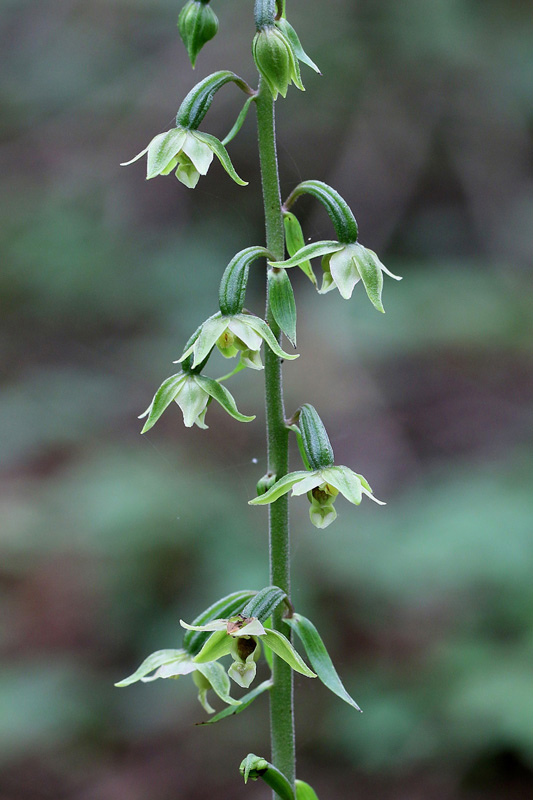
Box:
[255, 76, 295, 795]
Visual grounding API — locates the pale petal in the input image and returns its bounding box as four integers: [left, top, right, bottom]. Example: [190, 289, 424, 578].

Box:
[180, 618, 227, 632]
[175, 378, 209, 427]
[237, 619, 266, 637]
[328, 245, 360, 299]
[146, 129, 186, 179]
[120, 144, 150, 167]
[309, 503, 337, 529]
[176, 161, 201, 189]
[192, 317, 229, 367]
[228, 318, 263, 351]
[146, 658, 197, 680]
[182, 132, 214, 175]
[321, 466, 362, 505]
[290, 471, 324, 496]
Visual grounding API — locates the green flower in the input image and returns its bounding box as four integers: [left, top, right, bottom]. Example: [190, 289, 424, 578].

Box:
[121, 125, 247, 188]
[177, 312, 298, 372]
[139, 369, 255, 433]
[181, 614, 316, 689]
[272, 240, 401, 313]
[249, 465, 385, 530]
[115, 649, 239, 714]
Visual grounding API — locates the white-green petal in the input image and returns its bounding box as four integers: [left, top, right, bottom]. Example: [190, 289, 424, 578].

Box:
[270, 240, 344, 269]
[321, 466, 362, 505]
[146, 129, 187, 179]
[241, 315, 298, 360]
[289, 471, 324, 497]
[261, 630, 316, 678]
[228, 318, 263, 352]
[182, 132, 214, 175]
[180, 618, 227, 633]
[175, 377, 209, 427]
[194, 630, 233, 663]
[237, 619, 266, 637]
[248, 470, 311, 505]
[328, 245, 361, 300]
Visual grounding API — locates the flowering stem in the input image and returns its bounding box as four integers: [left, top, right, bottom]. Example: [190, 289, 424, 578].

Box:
[255, 75, 295, 794]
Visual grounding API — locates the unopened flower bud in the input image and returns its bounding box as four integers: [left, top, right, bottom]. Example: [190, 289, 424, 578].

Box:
[256, 472, 277, 496]
[252, 26, 303, 99]
[178, 0, 218, 69]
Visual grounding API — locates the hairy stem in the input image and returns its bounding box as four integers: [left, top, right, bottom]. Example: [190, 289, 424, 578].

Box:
[255, 76, 295, 795]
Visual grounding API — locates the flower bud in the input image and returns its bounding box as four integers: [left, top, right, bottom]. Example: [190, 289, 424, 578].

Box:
[252, 26, 303, 99]
[256, 472, 277, 496]
[178, 0, 218, 69]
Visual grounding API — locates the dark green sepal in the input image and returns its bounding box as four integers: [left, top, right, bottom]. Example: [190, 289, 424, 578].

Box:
[178, 0, 218, 69]
[218, 247, 271, 316]
[176, 71, 253, 131]
[242, 585, 287, 622]
[285, 180, 358, 244]
[183, 590, 256, 655]
[298, 404, 335, 470]
[268, 268, 297, 346]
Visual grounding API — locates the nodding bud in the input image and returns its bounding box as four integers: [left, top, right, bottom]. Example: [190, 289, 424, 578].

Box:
[178, 0, 219, 69]
[252, 26, 303, 100]
[256, 472, 277, 496]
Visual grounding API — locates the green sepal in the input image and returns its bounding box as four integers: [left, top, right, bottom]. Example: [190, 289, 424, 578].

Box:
[178, 0, 219, 69]
[268, 268, 297, 347]
[298, 404, 335, 471]
[262, 629, 316, 677]
[249, 470, 310, 505]
[287, 422, 311, 471]
[193, 130, 248, 186]
[355, 245, 385, 313]
[198, 679, 273, 725]
[285, 180, 358, 244]
[193, 629, 233, 663]
[240, 754, 295, 800]
[285, 613, 361, 711]
[271, 240, 343, 269]
[195, 661, 240, 706]
[176, 71, 253, 130]
[114, 649, 187, 687]
[183, 590, 256, 655]
[241, 314, 299, 360]
[195, 375, 255, 423]
[219, 247, 271, 316]
[242, 586, 287, 622]
[283, 212, 316, 285]
[140, 373, 186, 433]
[222, 95, 256, 146]
[295, 780, 320, 800]
[275, 18, 320, 74]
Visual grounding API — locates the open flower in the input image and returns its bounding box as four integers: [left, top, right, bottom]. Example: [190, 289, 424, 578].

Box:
[121, 125, 247, 189]
[181, 614, 316, 688]
[176, 312, 298, 372]
[114, 648, 239, 714]
[139, 369, 255, 433]
[249, 465, 385, 529]
[271, 240, 401, 313]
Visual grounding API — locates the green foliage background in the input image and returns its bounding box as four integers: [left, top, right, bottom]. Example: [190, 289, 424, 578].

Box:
[1, 0, 532, 797]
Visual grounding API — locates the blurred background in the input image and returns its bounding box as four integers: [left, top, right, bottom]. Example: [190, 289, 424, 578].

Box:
[1, 0, 532, 797]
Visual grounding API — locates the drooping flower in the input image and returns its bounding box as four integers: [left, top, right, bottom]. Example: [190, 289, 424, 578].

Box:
[271, 240, 402, 313]
[139, 369, 255, 433]
[176, 312, 298, 372]
[249, 465, 385, 530]
[121, 126, 247, 189]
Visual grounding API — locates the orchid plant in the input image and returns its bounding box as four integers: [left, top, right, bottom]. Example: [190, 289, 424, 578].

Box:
[117, 2, 400, 798]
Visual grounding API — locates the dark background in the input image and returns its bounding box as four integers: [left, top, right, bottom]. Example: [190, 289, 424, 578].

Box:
[1, 0, 532, 798]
